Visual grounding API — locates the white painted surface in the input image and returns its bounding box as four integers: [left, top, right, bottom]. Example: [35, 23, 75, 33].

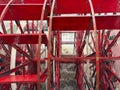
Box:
[10, 25, 20, 90]
[10, 48, 17, 90]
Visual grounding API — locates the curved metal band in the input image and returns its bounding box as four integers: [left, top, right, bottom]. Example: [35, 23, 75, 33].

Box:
[37, 0, 48, 90]
[47, 0, 56, 89]
[0, 0, 15, 23]
[88, 0, 100, 90]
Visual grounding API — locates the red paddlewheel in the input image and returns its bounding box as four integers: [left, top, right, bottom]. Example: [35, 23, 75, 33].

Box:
[0, 0, 120, 90]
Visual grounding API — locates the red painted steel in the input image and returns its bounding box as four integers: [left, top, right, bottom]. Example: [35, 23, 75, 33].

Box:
[88, 0, 100, 89]
[52, 15, 120, 30]
[47, 0, 56, 88]
[36, 0, 48, 89]
[24, 0, 45, 3]
[1, 21, 7, 34]
[52, 56, 120, 62]
[0, 0, 120, 90]
[0, 75, 47, 83]
[0, 0, 20, 4]
[56, 0, 119, 14]
[0, 34, 48, 44]
[15, 21, 24, 33]
[55, 31, 61, 89]
[0, 0, 46, 4]
[0, 0, 15, 22]
[0, 4, 49, 20]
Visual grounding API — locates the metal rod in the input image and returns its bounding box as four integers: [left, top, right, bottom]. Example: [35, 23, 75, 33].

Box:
[88, 0, 100, 90]
[55, 31, 61, 89]
[104, 71, 114, 90]
[88, 43, 94, 52]
[100, 30, 105, 47]
[15, 20, 24, 33]
[79, 31, 90, 56]
[10, 20, 13, 34]
[32, 20, 34, 34]
[1, 44, 11, 56]
[26, 20, 30, 34]
[0, 0, 15, 23]
[37, 0, 48, 90]
[52, 56, 120, 62]
[12, 45, 32, 60]
[47, 0, 56, 89]
[0, 60, 31, 77]
[103, 31, 111, 50]
[90, 33, 95, 52]
[106, 31, 120, 53]
[104, 65, 120, 82]
[1, 21, 7, 34]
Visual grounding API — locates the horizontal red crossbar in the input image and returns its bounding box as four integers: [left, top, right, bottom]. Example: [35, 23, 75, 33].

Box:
[16, 58, 47, 63]
[51, 15, 120, 30]
[52, 56, 120, 63]
[24, 0, 45, 3]
[0, 4, 49, 20]
[0, 0, 45, 4]
[16, 56, 120, 63]
[56, 0, 119, 14]
[0, 74, 47, 83]
[0, 34, 48, 44]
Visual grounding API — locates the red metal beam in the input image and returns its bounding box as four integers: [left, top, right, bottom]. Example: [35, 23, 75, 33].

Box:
[1, 44, 11, 56]
[106, 31, 120, 53]
[51, 15, 120, 30]
[16, 56, 120, 63]
[0, 34, 48, 44]
[36, 0, 48, 89]
[15, 20, 24, 33]
[56, 0, 119, 14]
[0, 4, 49, 20]
[0, 0, 45, 4]
[24, 0, 45, 3]
[1, 21, 7, 34]
[47, 0, 56, 89]
[0, 61, 31, 77]
[52, 56, 120, 63]
[12, 45, 32, 60]
[16, 57, 47, 63]
[0, 74, 47, 83]
[104, 65, 120, 83]
[88, 0, 100, 89]
[0, 0, 15, 22]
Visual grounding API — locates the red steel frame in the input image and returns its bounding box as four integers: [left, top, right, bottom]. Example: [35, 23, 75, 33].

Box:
[0, 0, 120, 90]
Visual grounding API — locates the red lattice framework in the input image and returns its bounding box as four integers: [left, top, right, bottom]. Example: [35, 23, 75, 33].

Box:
[0, 0, 120, 90]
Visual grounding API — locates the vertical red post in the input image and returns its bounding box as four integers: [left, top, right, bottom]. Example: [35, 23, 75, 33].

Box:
[55, 31, 61, 89]
[88, 0, 100, 90]
[32, 20, 34, 34]
[77, 64, 84, 90]
[47, 0, 56, 89]
[10, 20, 13, 34]
[26, 21, 30, 33]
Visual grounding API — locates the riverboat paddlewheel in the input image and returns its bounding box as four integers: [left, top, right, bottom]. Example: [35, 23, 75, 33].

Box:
[0, 0, 120, 90]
